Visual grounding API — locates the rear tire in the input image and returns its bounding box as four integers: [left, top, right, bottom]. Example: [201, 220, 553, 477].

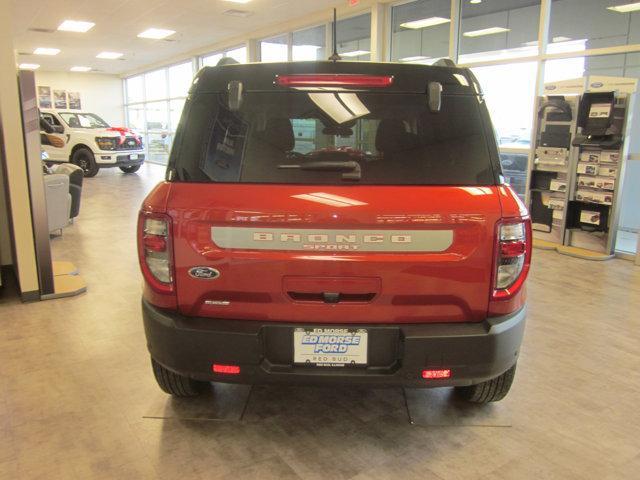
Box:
[151, 358, 206, 397]
[71, 147, 99, 177]
[120, 165, 141, 174]
[456, 364, 516, 403]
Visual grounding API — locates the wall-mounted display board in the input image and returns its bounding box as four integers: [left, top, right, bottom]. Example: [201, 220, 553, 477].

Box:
[527, 76, 638, 260]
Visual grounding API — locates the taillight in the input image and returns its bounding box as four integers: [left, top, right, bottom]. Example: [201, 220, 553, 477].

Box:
[275, 74, 394, 88]
[138, 212, 174, 294]
[492, 219, 532, 300]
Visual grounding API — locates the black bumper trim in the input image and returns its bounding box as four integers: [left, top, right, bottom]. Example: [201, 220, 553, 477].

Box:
[142, 299, 526, 388]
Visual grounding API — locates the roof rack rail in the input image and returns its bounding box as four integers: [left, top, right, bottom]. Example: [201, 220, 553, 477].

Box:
[433, 58, 456, 67]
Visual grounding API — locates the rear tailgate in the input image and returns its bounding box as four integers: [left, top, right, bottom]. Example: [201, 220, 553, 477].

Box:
[168, 183, 501, 324]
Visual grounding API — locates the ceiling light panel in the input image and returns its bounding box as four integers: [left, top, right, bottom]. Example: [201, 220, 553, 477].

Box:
[19, 63, 40, 70]
[400, 17, 451, 29]
[96, 51, 123, 59]
[463, 27, 510, 37]
[57, 20, 95, 32]
[137, 28, 176, 39]
[34, 47, 60, 55]
[607, 2, 640, 13]
[224, 0, 252, 3]
[70, 66, 92, 72]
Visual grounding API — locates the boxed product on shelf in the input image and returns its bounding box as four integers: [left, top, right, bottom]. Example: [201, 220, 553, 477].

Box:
[575, 189, 613, 205]
[577, 175, 615, 190]
[552, 209, 564, 220]
[536, 147, 568, 165]
[599, 151, 620, 164]
[580, 151, 600, 163]
[550, 179, 567, 192]
[548, 198, 565, 210]
[599, 165, 617, 177]
[580, 210, 602, 225]
[577, 162, 599, 175]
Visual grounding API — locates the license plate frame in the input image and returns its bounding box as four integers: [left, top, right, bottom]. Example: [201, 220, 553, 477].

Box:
[129, 154, 139, 160]
[293, 327, 368, 367]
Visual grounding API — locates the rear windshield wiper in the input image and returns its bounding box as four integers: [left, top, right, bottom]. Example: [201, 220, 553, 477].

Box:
[278, 160, 361, 181]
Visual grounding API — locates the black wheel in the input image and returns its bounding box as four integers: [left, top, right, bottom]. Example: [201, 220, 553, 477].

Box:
[71, 147, 99, 177]
[456, 364, 516, 403]
[120, 165, 141, 174]
[151, 358, 206, 397]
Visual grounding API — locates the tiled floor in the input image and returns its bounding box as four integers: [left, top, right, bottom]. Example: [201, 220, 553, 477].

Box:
[1, 163, 640, 479]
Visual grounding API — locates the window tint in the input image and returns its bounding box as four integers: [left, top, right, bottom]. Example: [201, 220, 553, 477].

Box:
[171, 92, 496, 186]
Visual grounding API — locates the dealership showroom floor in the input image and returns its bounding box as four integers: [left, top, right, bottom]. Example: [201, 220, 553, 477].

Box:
[0, 164, 638, 479]
[3, 1, 640, 479]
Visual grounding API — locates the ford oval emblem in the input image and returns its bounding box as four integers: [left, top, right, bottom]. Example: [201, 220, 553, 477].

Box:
[188, 267, 220, 280]
[591, 82, 604, 88]
[545, 85, 557, 91]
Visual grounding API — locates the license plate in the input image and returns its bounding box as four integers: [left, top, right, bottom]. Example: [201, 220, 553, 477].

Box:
[130, 154, 139, 160]
[293, 328, 368, 367]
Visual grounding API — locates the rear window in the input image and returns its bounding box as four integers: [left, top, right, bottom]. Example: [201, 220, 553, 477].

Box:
[170, 91, 496, 185]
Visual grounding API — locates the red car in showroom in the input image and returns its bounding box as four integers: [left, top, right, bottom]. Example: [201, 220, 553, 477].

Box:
[137, 60, 531, 403]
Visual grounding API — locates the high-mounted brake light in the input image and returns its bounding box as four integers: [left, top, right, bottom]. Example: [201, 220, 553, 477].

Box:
[137, 212, 174, 294]
[276, 74, 394, 88]
[492, 219, 532, 300]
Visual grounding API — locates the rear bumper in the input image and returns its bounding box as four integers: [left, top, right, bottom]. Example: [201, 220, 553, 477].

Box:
[142, 299, 526, 388]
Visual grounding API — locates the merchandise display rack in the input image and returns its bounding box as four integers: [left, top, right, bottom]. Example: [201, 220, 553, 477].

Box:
[527, 76, 638, 260]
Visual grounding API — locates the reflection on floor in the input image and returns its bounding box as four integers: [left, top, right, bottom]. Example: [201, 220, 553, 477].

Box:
[1, 163, 640, 479]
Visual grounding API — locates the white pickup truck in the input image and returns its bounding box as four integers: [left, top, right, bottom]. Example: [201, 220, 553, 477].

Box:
[40, 110, 145, 177]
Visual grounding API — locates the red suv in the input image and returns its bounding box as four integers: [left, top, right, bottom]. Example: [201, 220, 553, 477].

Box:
[138, 61, 531, 403]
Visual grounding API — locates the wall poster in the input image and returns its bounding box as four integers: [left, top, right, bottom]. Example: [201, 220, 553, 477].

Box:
[37, 86, 52, 108]
[68, 91, 81, 110]
[53, 89, 67, 109]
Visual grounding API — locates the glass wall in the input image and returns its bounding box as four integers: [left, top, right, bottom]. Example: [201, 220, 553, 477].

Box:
[293, 25, 326, 61]
[259, 35, 288, 62]
[390, 0, 451, 64]
[459, 0, 541, 63]
[336, 13, 371, 61]
[201, 45, 247, 67]
[549, 0, 640, 53]
[124, 60, 195, 165]
[472, 61, 538, 199]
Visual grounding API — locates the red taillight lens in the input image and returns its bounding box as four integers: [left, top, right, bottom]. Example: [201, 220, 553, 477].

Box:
[212, 364, 241, 375]
[143, 234, 166, 252]
[276, 74, 394, 88]
[422, 369, 451, 379]
[492, 219, 532, 300]
[137, 212, 174, 294]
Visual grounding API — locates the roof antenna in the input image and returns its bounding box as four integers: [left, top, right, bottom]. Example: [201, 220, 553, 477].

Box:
[328, 8, 341, 62]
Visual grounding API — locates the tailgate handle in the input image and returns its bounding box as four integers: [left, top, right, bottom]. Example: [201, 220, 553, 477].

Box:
[323, 292, 340, 304]
[287, 291, 376, 303]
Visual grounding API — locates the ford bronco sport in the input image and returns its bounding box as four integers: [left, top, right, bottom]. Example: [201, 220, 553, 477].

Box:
[138, 61, 531, 403]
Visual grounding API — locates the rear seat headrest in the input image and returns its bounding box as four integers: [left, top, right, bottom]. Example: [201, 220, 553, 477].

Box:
[261, 118, 294, 152]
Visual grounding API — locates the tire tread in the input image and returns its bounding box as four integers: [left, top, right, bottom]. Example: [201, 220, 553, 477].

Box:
[151, 358, 204, 397]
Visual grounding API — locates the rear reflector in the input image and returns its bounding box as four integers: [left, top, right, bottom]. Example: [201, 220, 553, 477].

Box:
[276, 74, 394, 88]
[422, 369, 451, 379]
[212, 364, 241, 375]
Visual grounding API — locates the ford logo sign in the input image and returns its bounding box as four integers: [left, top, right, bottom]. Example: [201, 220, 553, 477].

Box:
[591, 82, 604, 88]
[188, 267, 220, 280]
